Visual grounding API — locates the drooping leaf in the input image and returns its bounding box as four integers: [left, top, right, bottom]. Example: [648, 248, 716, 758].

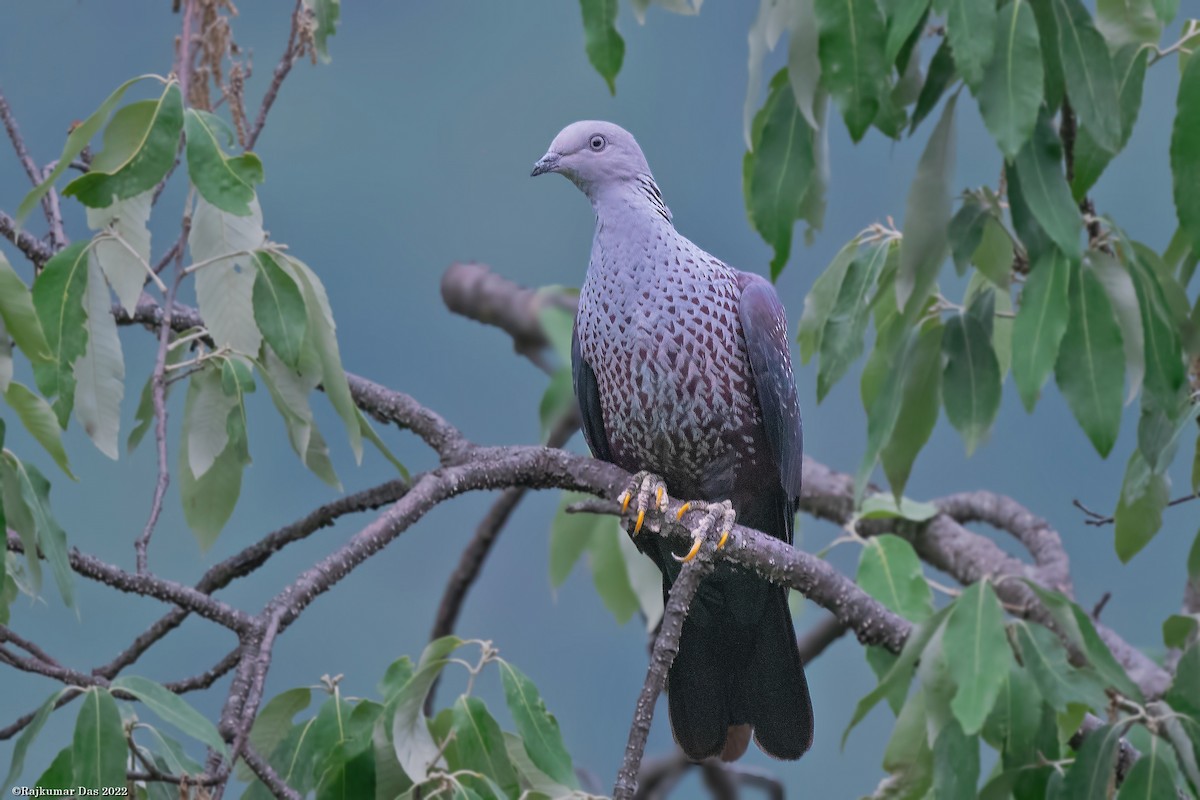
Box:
[1059, 723, 1122, 800]
[982, 662, 1043, 768]
[978, 0, 1043, 159]
[1013, 115, 1081, 262]
[897, 94, 956, 314]
[73, 257, 125, 459]
[856, 533, 933, 621]
[128, 338, 186, 453]
[972, 216, 1015, 289]
[1052, 0, 1123, 153]
[3, 383, 74, 478]
[1, 688, 72, 795]
[32, 748, 73, 793]
[580, 0, 624, 94]
[744, 70, 818, 279]
[942, 301, 1002, 455]
[110, 675, 227, 755]
[1013, 249, 1071, 411]
[183, 365, 237, 480]
[942, 581, 1012, 734]
[1072, 43, 1149, 200]
[257, 349, 340, 489]
[1164, 615, 1199, 650]
[949, 196, 989, 275]
[870, 687, 934, 798]
[797, 239, 858, 363]
[945, 0, 997, 89]
[789, 0, 824, 128]
[31, 242, 90, 426]
[1127, 252, 1186, 408]
[815, 0, 889, 141]
[64, 84, 184, 208]
[252, 251, 308, 369]
[931, 720, 979, 799]
[911, 38, 956, 132]
[886, 0, 933, 66]
[880, 319, 942, 497]
[857, 322, 920, 500]
[241, 687, 312, 782]
[1116, 736, 1180, 800]
[86, 190, 152, 315]
[1096, 0, 1163, 47]
[818, 240, 890, 398]
[588, 522, 640, 624]
[617, 523, 665, 632]
[1173, 53, 1200, 251]
[1089, 250, 1144, 406]
[391, 640, 465, 784]
[1055, 259, 1125, 457]
[9, 458, 74, 608]
[1012, 622, 1108, 712]
[179, 367, 250, 548]
[0, 253, 52, 366]
[539, 368, 574, 442]
[498, 661, 577, 789]
[71, 688, 125, 790]
[452, 697, 520, 800]
[190, 196, 265, 355]
[746, 0, 800, 144]
[16, 75, 153, 226]
[1113, 450, 1170, 562]
[185, 108, 264, 216]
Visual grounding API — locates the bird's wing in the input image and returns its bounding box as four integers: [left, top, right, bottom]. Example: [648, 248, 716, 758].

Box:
[736, 272, 804, 501]
[571, 322, 615, 463]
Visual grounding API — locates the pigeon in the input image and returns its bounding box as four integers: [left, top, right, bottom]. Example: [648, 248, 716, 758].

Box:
[532, 121, 814, 762]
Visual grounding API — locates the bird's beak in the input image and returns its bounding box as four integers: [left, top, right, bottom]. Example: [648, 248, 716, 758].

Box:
[531, 152, 561, 177]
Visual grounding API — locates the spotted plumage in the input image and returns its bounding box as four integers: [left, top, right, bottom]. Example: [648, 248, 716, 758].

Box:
[533, 121, 813, 762]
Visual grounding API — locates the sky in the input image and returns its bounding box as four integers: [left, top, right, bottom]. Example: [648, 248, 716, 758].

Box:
[0, 2, 1193, 797]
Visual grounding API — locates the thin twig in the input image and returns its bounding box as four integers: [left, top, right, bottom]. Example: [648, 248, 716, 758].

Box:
[245, 0, 305, 150]
[1075, 493, 1199, 527]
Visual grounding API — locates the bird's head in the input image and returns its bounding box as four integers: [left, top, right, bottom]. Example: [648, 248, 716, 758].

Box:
[530, 120, 652, 191]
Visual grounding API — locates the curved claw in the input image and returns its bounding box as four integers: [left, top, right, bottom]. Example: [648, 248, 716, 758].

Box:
[634, 509, 646, 536]
[620, 491, 632, 514]
[718, 531, 729, 549]
[675, 501, 692, 521]
[673, 536, 704, 563]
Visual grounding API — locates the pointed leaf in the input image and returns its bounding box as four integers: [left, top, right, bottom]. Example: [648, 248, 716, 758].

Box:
[1055, 260, 1125, 457]
[1013, 249, 1071, 410]
[1072, 43, 1149, 200]
[1173, 52, 1200, 251]
[880, 319, 942, 497]
[185, 108, 264, 215]
[580, 0, 624, 94]
[1053, 0, 1123, 153]
[815, 0, 889, 141]
[111, 675, 227, 755]
[452, 697, 520, 800]
[1, 688, 71, 794]
[1059, 724, 1122, 800]
[818, 240, 890, 398]
[3, 383, 74, 478]
[190, 196, 265, 355]
[64, 85, 184, 208]
[911, 38, 957, 132]
[942, 303, 1002, 455]
[0, 253, 52, 365]
[1117, 737, 1179, 800]
[252, 251, 308, 369]
[897, 94, 956, 313]
[979, 0, 1043, 159]
[856, 533, 933, 621]
[498, 661, 577, 789]
[1013, 115, 1081, 261]
[258, 349, 341, 488]
[86, 191, 152, 314]
[943, 581, 1012, 734]
[73, 257, 125, 459]
[71, 688, 125, 789]
[1012, 622, 1108, 712]
[1113, 450, 1170, 562]
[932, 720, 979, 799]
[797, 239, 858, 363]
[179, 370, 249, 548]
[31, 242, 90, 425]
[945, 0, 997, 89]
[589, 522, 639, 624]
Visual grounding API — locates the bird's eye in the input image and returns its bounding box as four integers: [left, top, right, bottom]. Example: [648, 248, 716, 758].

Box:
[589, 135, 606, 151]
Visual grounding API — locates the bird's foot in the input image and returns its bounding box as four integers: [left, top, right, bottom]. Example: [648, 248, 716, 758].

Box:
[673, 499, 735, 563]
[617, 470, 670, 536]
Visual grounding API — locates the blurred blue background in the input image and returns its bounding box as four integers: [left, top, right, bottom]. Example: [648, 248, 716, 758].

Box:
[0, 1, 1191, 797]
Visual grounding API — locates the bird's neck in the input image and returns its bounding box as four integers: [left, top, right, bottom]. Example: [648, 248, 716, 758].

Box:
[587, 173, 673, 228]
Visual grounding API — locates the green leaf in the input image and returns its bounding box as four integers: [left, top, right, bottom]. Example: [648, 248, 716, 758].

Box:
[32, 242, 90, 426]
[1128, 252, 1186, 408]
[946, 0, 997, 89]
[859, 494, 939, 522]
[588, 523, 640, 624]
[15, 75, 153, 226]
[1013, 622, 1108, 712]
[1113, 450, 1170, 562]
[452, 697, 520, 800]
[71, 688, 125, 790]
[818, 240, 890, 398]
[1053, 0, 1123, 153]
[190, 196, 265, 355]
[1013, 115, 1081, 261]
[789, 0, 826, 130]
[285, 256, 363, 463]
[982, 662, 1043, 766]
[73, 256, 125, 460]
[949, 196, 989, 276]
[815, 0, 889, 141]
[844, 603, 953, 746]
[252, 251, 308, 369]
[128, 339, 187, 453]
[549, 492, 597, 587]
[971, 217, 1015, 289]
[183, 365, 237, 480]
[240, 687, 312, 782]
[580, 0, 624, 94]
[857, 533, 933, 621]
[1173, 52, 1200, 251]
[617, 524, 664, 632]
[64, 85, 184, 208]
[797, 239, 858, 363]
[0, 253, 52, 366]
[1164, 614, 1199, 649]
[942, 301, 1002, 455]
[880, 319, 942, 497]
[303, 0, 341, 61]
[502, 733, 576, 798]
[744, 70, 818, 279]
[1072, 43, 1149, 200]
[978, 0, 1043, 159]
[911, 38, 956, 133]
[258, 349, 341, 489]
[498, 661, 577, 788]
[931, 720, 979, 799]
[886, 0, 933, 66]
[897, 94, 956, 314]
[1096, 0, 1163, 46]
[2, 688, 71, 794]
[111, 675, 227, 756]
[1055, 259, 1125, 457]
[357, 408, 408, 479]
[1117, 736, 1180, 800]
[391, 643, 464, 784]
[185, 108, 264, 216]
[179, 367, 250, 548]
[1089, 250, 1144, 406]
[745, 0, 797, 142]
[539, 368, 574, 442]
[874, 687, 935, 797]
[3, 383, 74, 478]
[9, 458, 74, 608]
[1059, 723, 1122, 800]
[1013, 249, 1071, 411]
[33, 747, 73, 792]
[857, 321, 921, 500]
[943, 581, 1012, 734]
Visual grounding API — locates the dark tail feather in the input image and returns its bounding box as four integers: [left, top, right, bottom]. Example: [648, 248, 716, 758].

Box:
[748, 585, 814, 760]
[665, 599, 729, 761]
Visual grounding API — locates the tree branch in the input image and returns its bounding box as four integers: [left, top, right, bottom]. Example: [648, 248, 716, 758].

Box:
[0, 208, 53, 267]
